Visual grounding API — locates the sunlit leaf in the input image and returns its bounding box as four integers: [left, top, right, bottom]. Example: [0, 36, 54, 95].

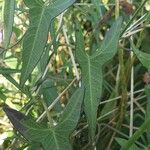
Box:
[21, 0, 75, 86]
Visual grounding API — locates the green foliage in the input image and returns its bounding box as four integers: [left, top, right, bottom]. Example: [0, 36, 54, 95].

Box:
[4, 87, 84, 150]
[20, 0, 75, 86]
[1, 0, 150, 149]
[131, 40, 150, 72]
[76, 17, 122, 140]
[115, 138, 141, 150]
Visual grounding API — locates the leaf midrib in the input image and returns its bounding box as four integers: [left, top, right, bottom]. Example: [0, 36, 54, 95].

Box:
[23, 5, 48, 82]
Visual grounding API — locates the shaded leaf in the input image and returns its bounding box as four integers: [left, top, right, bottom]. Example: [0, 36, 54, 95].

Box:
[145, 85, 150, 144]
[41, 79, 61, 111]
[0, 67, 20, 74]
[115, 138, 141, 150]
[21, 0, 75, 86]
[3, 0, 15, 48]
[76, 17, 122, 140]
[3, 106, 28, 135]
[131, 40, 150, 72]
[121, 115, 150, 150]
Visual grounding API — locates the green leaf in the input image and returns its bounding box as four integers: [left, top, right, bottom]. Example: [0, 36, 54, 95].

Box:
[76, 17, 122, 140]
[41, 79, 61, 111]
[57, 87, 84, 133]
[25, 87, 84, 150]
[3, 74, 31, 97]
[115, 138, 141, 150]
[145, 85, 150, 144]
[0, 90, 7, 101]
[121, 115, 150, 150]
[3, 0, 15, 48]
[0, 67, 20, 74]
[4, 87, 84, 150]
[21, 0, 75, 86]
[131, 40, 150, 72]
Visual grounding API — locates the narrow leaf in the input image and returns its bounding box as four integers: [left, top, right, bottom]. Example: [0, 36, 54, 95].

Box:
[145, 85, 150, 144]
[0, 67, 20, 74]
[121, 116, 150, 150]
[3, 0, 15, 48]
[131, 40, 150, 72]
[21, 0, 75, 86]
[115, 138, 141, 150]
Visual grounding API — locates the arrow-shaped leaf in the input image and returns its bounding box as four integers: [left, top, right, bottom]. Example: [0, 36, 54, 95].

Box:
[76, 17, 122, 140]
[4, 87, 84, 150]
[21, 0, 75, 86]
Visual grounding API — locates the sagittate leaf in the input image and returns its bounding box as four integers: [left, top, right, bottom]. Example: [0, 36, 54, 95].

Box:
[3, 0, 15, 48]
[75, 17, 122, 140]
[131, 40, 150, 72]
[4, 87, 84, 150]
[21, 0, 75, 86]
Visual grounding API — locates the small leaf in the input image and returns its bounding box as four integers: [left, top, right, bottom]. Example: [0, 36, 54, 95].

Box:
[3, 0, 15, 48]
[145, 85, 150, 144]
[76, 17, 122, 140]
[21, 0, 75, 86]
[131, 40, 150, 72]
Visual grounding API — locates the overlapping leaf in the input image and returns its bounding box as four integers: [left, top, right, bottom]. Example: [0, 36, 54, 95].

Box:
[3, 0, 15, 48]
[4, 87, 84, 150]
[76, 17, 122, 140]
[21, 0, 75, 86]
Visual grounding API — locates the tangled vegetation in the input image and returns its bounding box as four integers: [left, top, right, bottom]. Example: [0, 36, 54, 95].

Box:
[0, 0, 150, 149]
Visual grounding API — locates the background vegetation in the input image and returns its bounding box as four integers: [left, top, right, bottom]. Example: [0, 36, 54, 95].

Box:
[0, 0, 150, 149]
